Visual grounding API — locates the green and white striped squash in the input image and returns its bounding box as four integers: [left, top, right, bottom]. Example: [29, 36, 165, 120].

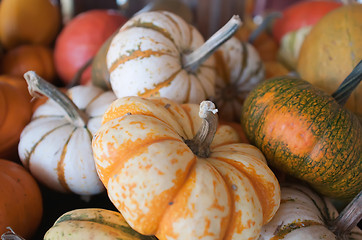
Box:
[212, 37, 265, 122]
[106, 11, 216, 104]
[44, 208, 157, 240]
[259, 183, 362, 240]
[18, 71, 116, 195]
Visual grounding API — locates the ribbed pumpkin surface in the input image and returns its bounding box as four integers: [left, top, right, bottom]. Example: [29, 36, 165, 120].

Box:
[241, 76, 361, 200]
[44, 208, 156, 240]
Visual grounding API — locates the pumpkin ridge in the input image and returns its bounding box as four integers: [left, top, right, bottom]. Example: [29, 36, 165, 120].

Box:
[162, 12, 185, 52]
[180, 105, 195, 135]
[23, 122, 70, 168]
[84, 91, 105, 113]
[271, 220, 323, 239]
[138, 69, 182, 98]
[57, 127, 77, 193]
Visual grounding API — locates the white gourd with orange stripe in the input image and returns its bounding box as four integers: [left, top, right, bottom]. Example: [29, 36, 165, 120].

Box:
[92, 96, 280, 240]
[106, 11, 241, 104]
[18, 71, 116, 195]
[212, 37, 265, 122]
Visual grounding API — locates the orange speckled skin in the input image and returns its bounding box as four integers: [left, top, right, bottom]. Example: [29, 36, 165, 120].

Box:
[92, 96, 280, 240]
[241, 76, 361, 201]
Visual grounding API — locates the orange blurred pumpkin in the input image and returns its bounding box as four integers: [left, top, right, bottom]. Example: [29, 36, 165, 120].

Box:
[1, 45, 56, 83]
[0, 77, 32, 159]
[0, 159, 43, 239]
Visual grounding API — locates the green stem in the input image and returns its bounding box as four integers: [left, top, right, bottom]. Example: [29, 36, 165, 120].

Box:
[24, 71, 88, 128]
[330, 190, 362, 239]
[183, 15, 242, 73]
[248, 11, 282, 43]
[185, 101, 218, 158]
[331, 60, 362, 106]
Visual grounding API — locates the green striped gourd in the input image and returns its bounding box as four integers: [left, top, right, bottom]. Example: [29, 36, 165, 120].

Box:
[18, 71, 116, 195]
[241, 62, 362, 200]
[106, 11, 241, 104]
[44, 208, 157, 240]
[259, 183, 362, 240]
[212, 37, 265, 122]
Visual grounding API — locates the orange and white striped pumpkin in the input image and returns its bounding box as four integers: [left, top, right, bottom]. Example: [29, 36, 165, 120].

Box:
[92, 96, 280, 240]
[107, 11, 222, 104]
[212, 37, 265, 122]
[18, 71, 116, 195]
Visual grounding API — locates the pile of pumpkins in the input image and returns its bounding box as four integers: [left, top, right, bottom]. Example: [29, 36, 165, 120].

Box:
[0, 0, 361, 239]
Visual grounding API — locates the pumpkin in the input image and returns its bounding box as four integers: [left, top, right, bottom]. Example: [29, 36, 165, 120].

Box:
[54, 9, 128, 85]
[241, 62, 362, 200]
[0, 77, 32, 159]
[0, 159, 43, 239]
[212, 37, 265, 122]
[106, 11, 241, 104]
[0, 0, 61, 49]
[18, 71, 116, 195]
[92, 96, 280, 239]
[44, 208, 157, 240]
[259, 182, 362, 240]
[0, 44, 56, 83]
[297, 4, 362, 119]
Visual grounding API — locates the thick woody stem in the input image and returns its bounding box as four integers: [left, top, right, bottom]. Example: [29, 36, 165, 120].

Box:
[330, 190, 362, 239]
[183, 15, 242, 73]
[185, 101, 218, 158]
[23, 71, 88, 128]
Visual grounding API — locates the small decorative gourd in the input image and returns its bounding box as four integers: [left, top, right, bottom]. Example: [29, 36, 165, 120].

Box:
[259, 183, 362, 240]
[241, 61, 362, 200]
[212, 37, 265, 122]
[0, 159, 43, 239]
[18, 71, 116, 195]
[107, 11, 241, 104]
[44, 208, 157, 240]
[92, 96, 280, 239]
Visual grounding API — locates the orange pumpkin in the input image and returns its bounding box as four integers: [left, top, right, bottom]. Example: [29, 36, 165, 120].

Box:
[0, 77, 32, 159]
[92, 96, 280, 239]
[0, 159, 43, 239]
[0, 0, 61, 49]
[0, 44, 56, 83]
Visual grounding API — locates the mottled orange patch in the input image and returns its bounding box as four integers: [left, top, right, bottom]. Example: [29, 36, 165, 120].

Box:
[263, 111, 317, 156]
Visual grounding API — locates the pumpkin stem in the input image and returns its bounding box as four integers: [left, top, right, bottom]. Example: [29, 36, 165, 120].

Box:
[23, 71, 88, 127]
[331, 60, 362, 106]
[182, 15, 242, 73]
[330, 190, 362, 239]
[248, 11, 281, 43]
[185, 101, 218, 158]
[66, 57, 94, 88]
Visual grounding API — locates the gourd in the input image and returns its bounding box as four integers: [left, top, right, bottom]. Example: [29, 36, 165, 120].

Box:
[259, 183, 362, 240]
[297, 4, 362, 119]
[44, 208, 157, 240]
[212, 37, 265, 122]
[241, 61, 362, 201]
[0, 159, 43, 239]
[0, 0, 61, 49]
[0, 77, 32, 159]
[18, 71, 116, 195]
[107, 11, 241, 104]
[0, 44, 56, 83]
[92, 96, 280, 239]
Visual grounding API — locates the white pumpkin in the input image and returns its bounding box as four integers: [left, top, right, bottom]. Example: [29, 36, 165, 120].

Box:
[212, 37, 265, 122]
[18, 71, 116, 195]
[259, 183, 362, 240]
[107, 11, 241, 104]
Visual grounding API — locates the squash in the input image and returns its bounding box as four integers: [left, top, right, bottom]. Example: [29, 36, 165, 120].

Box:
[18, 71, 116, 195]
[0, 159, 43, 239]
[0, 44, 56, 83]
[0, 77, 32, 159]
[212, 37, 265, 122]
[259, 182, 362, 240]
[241, 61, 362, 201]
[107, 11, 241, 104]
[297, 4, 362, 119]
[92, 96, 280, 239]
[0, 0, 61, 49]
[44, 208, 157, 240]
